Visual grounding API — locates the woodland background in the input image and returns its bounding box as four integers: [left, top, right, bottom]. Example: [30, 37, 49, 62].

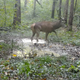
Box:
[0, 0, 80, 80]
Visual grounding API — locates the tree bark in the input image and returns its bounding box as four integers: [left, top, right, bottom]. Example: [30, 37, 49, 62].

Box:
[24, 0, 27, 7]
[36, 0, 43, 8]
[68, 0, 74, 31]
[13, 0, 21, 26]
[58, 0, 62, 20]
[74, 0, 77, 13]
[64, 0, 69, 24]
[51, 0, 56, 18]
[33, 0, 36, 17]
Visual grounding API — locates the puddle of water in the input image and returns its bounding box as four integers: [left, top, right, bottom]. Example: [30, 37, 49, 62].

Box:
[0, 40, 4, 42]
[12, 38, 67, 58]
[37, 50, 60, 57]
[13, 46, 31, 57]
[22, 38, 46, 44]
[13, 46, 60, 58]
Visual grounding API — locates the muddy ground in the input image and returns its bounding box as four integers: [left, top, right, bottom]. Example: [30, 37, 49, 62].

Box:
[12, 38, 80, 60]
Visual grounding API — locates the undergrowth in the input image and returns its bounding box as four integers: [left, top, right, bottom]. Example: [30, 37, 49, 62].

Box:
[0, 56, 80, 80]
[58, 30, 80, 46]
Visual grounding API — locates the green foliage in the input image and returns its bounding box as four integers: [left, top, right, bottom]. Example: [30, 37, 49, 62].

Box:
[0, 40, 19, 57]
[0, 42, 11, 51]
[0, 0, 14, 27]
[0, 56, 80, 80]
[0, 0, 80, 30]
[17, 60, 31, 76]
[58, 30, 80, 46]
[68, 65, 79, 73]
[34, 56, 53, 64]
[53, 56, 68, 64]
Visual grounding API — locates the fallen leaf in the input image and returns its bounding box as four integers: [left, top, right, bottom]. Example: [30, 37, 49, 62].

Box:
[41, 78, 46, 80]
[6, 60, 10, 62]
[12, 54, 17, 57]
[31, 62, 34, 65]
[10, 67, 14, 70]
[49, 45, 52, 48]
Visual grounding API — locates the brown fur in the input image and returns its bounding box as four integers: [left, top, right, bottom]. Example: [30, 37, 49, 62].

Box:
[31, 20, 66, 41]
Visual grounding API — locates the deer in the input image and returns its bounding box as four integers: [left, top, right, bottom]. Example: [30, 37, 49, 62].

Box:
[30, 19, 66, 42]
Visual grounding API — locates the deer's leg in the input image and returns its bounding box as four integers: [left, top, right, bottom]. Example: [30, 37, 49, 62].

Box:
[31, 32, 36, 41]
[36, 29, 40, 42]
[53, 30, 59, 39]
[45, 32, 49, 41]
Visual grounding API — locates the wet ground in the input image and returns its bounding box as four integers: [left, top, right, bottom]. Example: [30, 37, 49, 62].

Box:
[12, 38, 80, 59]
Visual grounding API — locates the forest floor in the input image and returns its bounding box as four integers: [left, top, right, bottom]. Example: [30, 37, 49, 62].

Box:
[0, 31, 80, 80]
[0, 30, 80, 59]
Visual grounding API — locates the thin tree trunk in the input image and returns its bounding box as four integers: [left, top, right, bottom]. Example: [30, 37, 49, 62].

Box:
[33, 0, 36, 17]
[58, 0, 62, 20]
[51, 0, 56, 18]
[18, 0, 21, 23]
[36, 0, 43, 8]
[74, 0, 77, 13]
[13, 0, 21, 26]
[68, 0, 74, 31]
[64, 0, 69, 24]
[24, 0, 27, 7]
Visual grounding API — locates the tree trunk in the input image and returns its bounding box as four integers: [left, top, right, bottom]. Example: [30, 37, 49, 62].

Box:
[24, 0, 27, 7]
[36, 0, 43, 8]
[33, 0, 36, 17]
[51, 0, 56, 18]
[64, 0, 69, 24]
[58, 0, 62, 20]
[13, 0, 21, 26]
[68, 0, 74, 31]
[74, 0, 77, 13]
